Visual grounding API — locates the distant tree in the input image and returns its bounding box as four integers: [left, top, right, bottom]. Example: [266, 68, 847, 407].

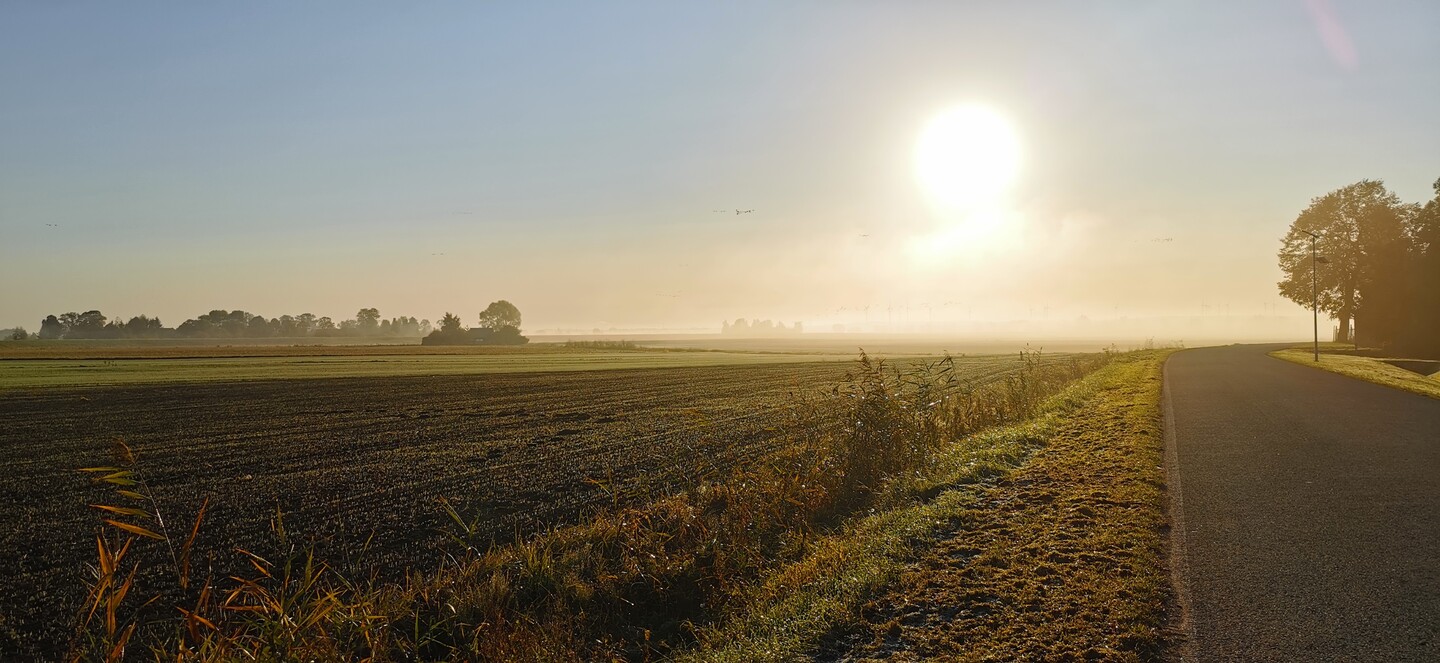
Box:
[475, 301, 527, 345]
[57, 310, 108, 338]
[295, 313, 317, 336]
[1278, 180, 1407, 343]
[209, 310, 252, 337]
[38, 315, 64, 340]
[422, 312, 470, 345]
[10, 327, 28, 341]
[356, 308, 381, 334]
[419, 319, 433, 336]
[246, 315, 274, 338]
[276, 315, 299, 336]
[478, 301, 522, 331]
[123, 315, 164, 337]
[315, 316, 336, 331]
[175, 319, 209, 337]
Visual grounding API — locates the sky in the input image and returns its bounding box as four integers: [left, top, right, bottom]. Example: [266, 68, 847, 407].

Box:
[2, 2, 1437, 337]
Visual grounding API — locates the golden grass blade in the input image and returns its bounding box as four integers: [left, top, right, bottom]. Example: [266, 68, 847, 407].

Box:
[114, 537, 134, 561]
[233, 547, 271, 567]
[96, 536, 113, 577]
[105, 623, 135, 663]
[177, 497, 209, 589]
[245, 556, 271, 579]
[90, 504, 150, 519]
[177, 606, 217, 633]
[104, 520, 164, 540]
[105, 566, 138, 637]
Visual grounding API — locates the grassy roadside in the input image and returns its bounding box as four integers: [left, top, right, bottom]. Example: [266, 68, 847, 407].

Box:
[681, 350, 1174, 662]
[1271, 348, 1440, 400]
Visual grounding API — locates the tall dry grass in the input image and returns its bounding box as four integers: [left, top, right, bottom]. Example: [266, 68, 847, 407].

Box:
[65, 350, 1109, 661]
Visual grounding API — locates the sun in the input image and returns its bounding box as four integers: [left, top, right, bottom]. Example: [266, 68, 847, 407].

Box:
[914, 104, 1020, 210]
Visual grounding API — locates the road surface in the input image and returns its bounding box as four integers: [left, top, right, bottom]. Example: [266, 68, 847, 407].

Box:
[1166, 344, 1440, 662]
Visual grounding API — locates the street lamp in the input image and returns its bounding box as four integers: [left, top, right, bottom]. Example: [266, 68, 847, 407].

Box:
[1300, 230, 1329, 362]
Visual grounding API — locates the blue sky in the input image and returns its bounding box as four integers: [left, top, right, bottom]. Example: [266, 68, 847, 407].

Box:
[2, 2, 1437, 333]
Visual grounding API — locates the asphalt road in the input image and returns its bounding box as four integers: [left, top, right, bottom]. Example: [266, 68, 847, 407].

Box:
[1165, 344, 1440, 662]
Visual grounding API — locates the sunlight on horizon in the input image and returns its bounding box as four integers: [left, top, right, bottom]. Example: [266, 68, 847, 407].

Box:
[914, 104, 1021, 211]
[909, 104, 1025, 268]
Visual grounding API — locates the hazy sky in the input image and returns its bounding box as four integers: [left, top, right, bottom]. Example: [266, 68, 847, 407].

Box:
[3, 2, 1437, 333]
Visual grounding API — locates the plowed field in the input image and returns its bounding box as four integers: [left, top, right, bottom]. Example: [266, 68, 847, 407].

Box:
[0, 353, 1061, 657]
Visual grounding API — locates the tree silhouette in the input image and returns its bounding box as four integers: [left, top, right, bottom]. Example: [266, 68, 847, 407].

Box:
[1402, 178, 1440, 355]
[356, 308, 381, 334]
[1278, 180, 1405, 342]
[478, 301, 521, 331]
[38, 315, 64, 340]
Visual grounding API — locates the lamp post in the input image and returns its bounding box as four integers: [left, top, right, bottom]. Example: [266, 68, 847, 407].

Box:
[1301, 230, 1329, 362]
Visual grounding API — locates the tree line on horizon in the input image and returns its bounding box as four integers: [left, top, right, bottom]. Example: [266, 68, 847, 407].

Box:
[8, 301, 530, 346]
[15, 309, 430, 341]
[1278, 178, 1440, 357]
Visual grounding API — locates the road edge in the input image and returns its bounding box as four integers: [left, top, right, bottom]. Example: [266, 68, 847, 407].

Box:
[1162, 354, 1197, 661]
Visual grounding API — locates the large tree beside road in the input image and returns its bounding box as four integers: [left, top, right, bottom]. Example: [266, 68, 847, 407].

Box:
[1278, 181, 1411, 347]
[1279, 178, 1437, 355]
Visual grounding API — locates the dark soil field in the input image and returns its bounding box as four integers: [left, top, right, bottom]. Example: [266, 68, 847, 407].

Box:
[0, 354, 1053, 657]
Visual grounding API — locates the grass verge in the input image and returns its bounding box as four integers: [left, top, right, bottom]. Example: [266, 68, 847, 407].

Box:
[680, 350, 1174, 662]
[1271, 348, 1440, 400]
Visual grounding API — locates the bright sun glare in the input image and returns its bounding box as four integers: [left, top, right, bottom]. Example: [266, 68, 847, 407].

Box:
[914, 104, 1020, 210]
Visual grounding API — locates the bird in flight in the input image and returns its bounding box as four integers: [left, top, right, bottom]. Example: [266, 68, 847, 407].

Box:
[44, 223, 60, 227]
[431, 252, 446, 256]
[736, 209, 754, 215]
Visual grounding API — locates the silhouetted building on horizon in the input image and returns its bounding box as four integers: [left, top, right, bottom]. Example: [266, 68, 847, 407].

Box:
[721, 318, 803, 337]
